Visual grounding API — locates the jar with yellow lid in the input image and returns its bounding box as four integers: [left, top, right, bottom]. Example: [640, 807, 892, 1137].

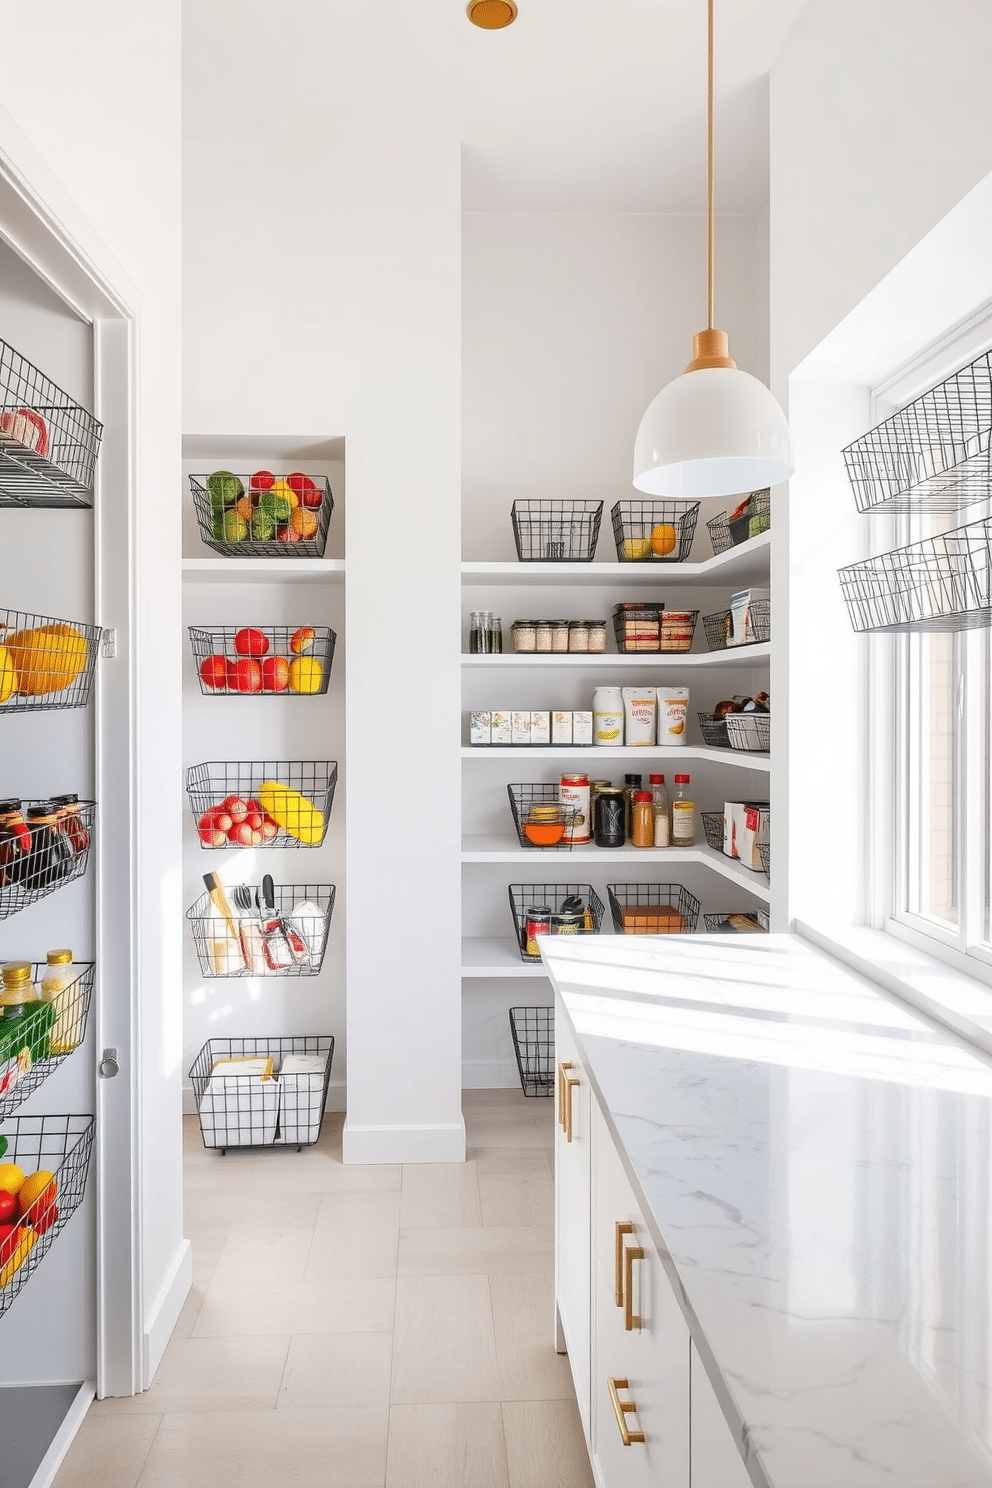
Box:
[41, 950, 79, 1054]
[0, 961, 53, 1064]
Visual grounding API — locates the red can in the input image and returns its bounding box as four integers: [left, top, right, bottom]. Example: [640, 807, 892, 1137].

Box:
[560, 773, 591, 844]
[525, 906, 552, 957]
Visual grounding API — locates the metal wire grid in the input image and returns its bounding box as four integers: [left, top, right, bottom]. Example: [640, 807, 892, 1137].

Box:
[0, 963, 95, 1121]
[697, 712, 731, 748]
[838, 517, 992, 633]
[189, 473, 334, 558]
[189, 1035, 335, 1151]
[759, 841, 770, 878]
[188, 625, 336, 696]
[510, 500, 603, 562]
[725, 712, 771, 753]
[186, 762, 338, 849]
[706, 490, 771, 554]
[610, 499, 699, 562]
[507, 882, 606, 963]
[186, 882, 335, 978]
[0, 801, 97, 922]
[607, 883, 701, 936]
[509, 1006, 555, 1096]
[703, 912, 769, 934]
[506, 784, 578, 850]
[702, 600, 771, 650]
[0, 609, 102, 713]
[0, 1115, 95, 1317]
[843, 352, 992, 514]
[701, 811, 725, 852]
[0, 340, 103, 508]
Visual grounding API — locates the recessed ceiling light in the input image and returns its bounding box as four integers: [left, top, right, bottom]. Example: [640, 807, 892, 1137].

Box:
[466, 0, 518, 29]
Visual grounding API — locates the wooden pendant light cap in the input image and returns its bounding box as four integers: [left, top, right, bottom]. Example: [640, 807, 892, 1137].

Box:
[685, 328, 736, 372]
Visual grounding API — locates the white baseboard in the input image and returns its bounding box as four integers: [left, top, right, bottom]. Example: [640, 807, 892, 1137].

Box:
[341, 1118, 466, 1164]
[143, 1239, 192, 1386]
[29, 1380, 94, 1488]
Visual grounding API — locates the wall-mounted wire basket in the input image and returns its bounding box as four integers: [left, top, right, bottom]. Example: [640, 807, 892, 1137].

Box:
[703, 911, 769, 934]
[843, 351, 992, 514]
[838, 517, 992, 633]
[0, 962, 95, 1121]
[188, 625, 335, 696]
[186, 762, 338, 849]
[610, 499, 699, 562]
[726, 712, 770, 753]
[0, 800, 96, 922]
[507, 784, 578, 850]
[0, 609, 102, 713]
[701, 811, 726, 853]
[0, 1114, 94, 1318]
[703, 600, 770, 651]
[509, 1006, 555, 1096]
[510, 500, 603, 562]
[0, 340, 103, 508]
[186, 882, 335, 978]
[507, 882, 606, 963]
[607, 883, 700, 935]
[759, 841, 770, 878]
[189, 1035, 334, 1152]
[697, 712, 731, 749]
[706, 490, 771, 554]
[190, 473, 334, 558]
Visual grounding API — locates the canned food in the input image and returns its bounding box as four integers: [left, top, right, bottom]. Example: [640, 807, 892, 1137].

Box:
[550, 911, 583, 934]
[525, 906, 552, 957]
[560, 773, 590, 845]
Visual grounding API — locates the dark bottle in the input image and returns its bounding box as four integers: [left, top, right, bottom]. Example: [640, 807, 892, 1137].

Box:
[594, 788, 626, 849]
[623, 773, 643, 838]
[0, 799, 30, 889]
[51, 793, 91, 856]
[23, 801, 75, 894]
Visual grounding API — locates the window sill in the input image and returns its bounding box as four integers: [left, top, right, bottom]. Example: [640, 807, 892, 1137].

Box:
[796, 920, 992, 1063]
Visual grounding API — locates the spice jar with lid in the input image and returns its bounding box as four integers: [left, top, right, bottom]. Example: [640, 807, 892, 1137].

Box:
[567, 620, 589, 653]
[534, 620, 553, 653]
[52, 793, 91, 856]
[586, 619, 607, 653]
[23, 801, 74, 893]
[551, 619, 571, 653]
[0, 799, 30, 889]
[631, 791, 655, 848]
[511, 620, 537, 653]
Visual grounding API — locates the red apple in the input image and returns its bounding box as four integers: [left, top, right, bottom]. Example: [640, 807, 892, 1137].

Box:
[288, 472, 322, 509]
[229, 820, 263, 847]
[233, 626, 269, 657]
[222, 795, 250, 822]
[290, 626, 315, 655]
[260, 818, 279, 841]
[199, 655, 230, 690]
[261, 655, 290, 692]
[197, 810, 227, 848]
[229, 659, 263, 694]
[250, 470, 275, 491]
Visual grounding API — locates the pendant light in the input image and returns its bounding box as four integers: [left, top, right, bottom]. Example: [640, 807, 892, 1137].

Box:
[633, 0, 793, 499]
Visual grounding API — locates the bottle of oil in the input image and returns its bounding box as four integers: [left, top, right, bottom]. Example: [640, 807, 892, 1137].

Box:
[671, 774, 695, 845]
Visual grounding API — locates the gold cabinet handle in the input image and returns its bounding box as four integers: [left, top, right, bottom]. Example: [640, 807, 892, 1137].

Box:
[623, 1244, 644, 1331]
[607, 1376, 645, 1446]
[564, 1074, 579, 1142]
[614, 1221, 634, 1307]
[557, 1061, 572, 1128]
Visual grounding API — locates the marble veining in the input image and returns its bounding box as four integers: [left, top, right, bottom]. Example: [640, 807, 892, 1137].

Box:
[542, 932, 992, 1488]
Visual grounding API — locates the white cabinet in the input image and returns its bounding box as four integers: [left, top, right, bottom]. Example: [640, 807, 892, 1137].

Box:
[554, 998, 592, 1439]
[690, 1343, 753, 1488]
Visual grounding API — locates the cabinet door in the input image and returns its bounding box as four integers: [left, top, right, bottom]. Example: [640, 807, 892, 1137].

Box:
[554, 995, 592, 1440]
[690, 1342, 753, 1488]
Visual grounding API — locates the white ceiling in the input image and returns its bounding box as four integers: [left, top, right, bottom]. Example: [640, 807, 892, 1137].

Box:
[454, 0, 808, 214]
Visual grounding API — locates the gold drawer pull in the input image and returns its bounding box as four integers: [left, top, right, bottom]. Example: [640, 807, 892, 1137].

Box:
[624, 1244, 644, 1331]
[557, 1061, 573, 1128]
[564, 1074, 579, 1142]
[607, 1376, 645, 1446]
[614, 1221, 634, 1307]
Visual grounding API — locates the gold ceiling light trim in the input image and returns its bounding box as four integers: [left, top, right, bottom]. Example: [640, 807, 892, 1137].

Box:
[466, 0, 518, 29]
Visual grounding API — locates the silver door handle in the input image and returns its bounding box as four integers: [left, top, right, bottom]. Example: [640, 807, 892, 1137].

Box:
[99, 1047, 120, 1079]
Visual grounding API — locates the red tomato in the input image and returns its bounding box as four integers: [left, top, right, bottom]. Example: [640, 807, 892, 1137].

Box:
[233, 627, 269, 657]
[0, 1192, 17, 1225]
[199, 655, 230, 690]
[261, 656, 290, 692]
[249, 470, 275, 491]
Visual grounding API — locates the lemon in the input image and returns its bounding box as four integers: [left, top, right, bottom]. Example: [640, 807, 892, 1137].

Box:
[0, 1163, 25, 1196]
[0, 1227, 36, 1288]
[650, 523, 678, 557]
[288, 656, 324, 695]
[622, 537, 651, 561]
[0, 645, 17, 704]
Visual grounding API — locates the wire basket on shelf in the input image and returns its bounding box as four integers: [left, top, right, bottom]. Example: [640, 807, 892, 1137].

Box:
[759, 841, 770, 878]
[190, 472, 334, 558]
[189, 1035, 335, 1152]
[188, 625, 335, 696]
[701, 811, 726, 853]
[659, 609, 699, 652]
[838, 517, 992, 634]
[611, 499, 699, 562]
[510, 500, 603, 562]
[186, 882, 335, 978]
[607, 883, 700, 936]
[0, 1114, 94, 1318]
[509, 1006, 555, 1096]
[186, 762, 338, 849]
[612, 604, 663, 653]
[507, 785, 577, 850]
[843, 351, 992, 515]
[726, 712, 770, 753]
[0, 340, 103, 508]
[0, 609, 102, 713]
[0, 963, 95, 1120]
[507, 882, 606, 963]
[703, 911, 769, 934]
[0, 799, 96, 922]
[703, 600, 770, 651]
[697, 712, 731, 748]
[706, 490, 771, 554]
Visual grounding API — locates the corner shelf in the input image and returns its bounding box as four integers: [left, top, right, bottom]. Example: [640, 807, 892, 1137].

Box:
[182, 558, 346, 586]
[460, 745, 770, 771]
[461, 644, 770, 668]
[462, 937, 551, 977]
[459, 836, 771, 900]
[460, 531, 771, 588]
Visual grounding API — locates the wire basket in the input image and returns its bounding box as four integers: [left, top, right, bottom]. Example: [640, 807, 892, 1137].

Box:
[510, 500, 603, 562]
[607, 883, 700, 936]
[701, 811, 726, 853]
[703, 911, 769, 934]
[189, 1035, 335, 1152]
[0, 963, 95, 1121]
[0, 608, 102, 713]
[838, 517, 992, 634]
[0, 1114, 94, 1318]
[509, 1006, 555, 1096]
[706, 490, 771, 554]
[612, 604, 663, 653]
[0, 800, 96, 922]
[187, 882, 335, 978]
[759, 841, 770, 878]
[190, 473, 334, 558]
[697, 712, 731, 749]
[703, 600, 771, 651]
[507, 784, 578, 850]
[610, 499, 699, 562]
[507, 882, 606, 963]
[186, 762, 338, 849]
[188, 625, 335, 696]
[843, 352, 992, 515]
[725, 712, 770, 753]
[0, 341, 103, 508]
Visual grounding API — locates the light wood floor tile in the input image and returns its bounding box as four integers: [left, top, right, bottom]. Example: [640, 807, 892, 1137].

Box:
[473, 1147, 553, 1175]
[135, 1407, 387, 1488]
[53, 1411, 161, 1488]
[305, 1190, 401, 1280]
[278, 1332, 393, 1411]
[501, 1399, 595, 1488]
[400, 1160, 482, 1228]
[184, 1186, 322, 1233]
[391, 1274, 501, 1404]
[194, 1272, 396, 1338]
[386, 1402, 509, 1488]
[99, 1335, 290, 1415]
[211, 1226, 315, 1284]
[479, 1169, 554, 1228]
[490, 1273, 576, 1401]
[243, 1158, 403, 1195]
[397, 1226, 552, 1276]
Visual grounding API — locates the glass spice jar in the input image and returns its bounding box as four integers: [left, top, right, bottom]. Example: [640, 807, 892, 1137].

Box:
[567, 620, 589, 652]
[0, 799, 30, 889]
[511, 620, 537, 653]
[587, 619, 607, 653]
[534, 620, 553, 653]
[551, 619, 571, 653]
[51, 793, 91, 856]
[23, 801, 75, 893]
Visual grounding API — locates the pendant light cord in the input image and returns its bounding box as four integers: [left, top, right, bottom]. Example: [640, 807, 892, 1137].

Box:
[707, 0, 715, 331]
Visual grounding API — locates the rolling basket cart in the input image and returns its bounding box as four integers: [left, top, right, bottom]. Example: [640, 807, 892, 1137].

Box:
[189, 1035, 335, 1152]
[510, 500, 603, 562]
[703, 600, 771, 651]
[190, 472, 334, 558]
[706, 490, 770, 554]
[507, 784, 578, 850]
[725, 712, 770, 753]
[186, 761, 338, 849]
[509, 1006, 554, 1096]
[0, 800, 97, 922]
[0, 608, 102, 713]
[507, 882, 606, 962]
[0, 339, 103, 508]
[607, 883, 701, 936]
[0, 962, 95, 1120]
[0, 1115, 95, 1317]
[611, 499, 699, 562]
[188, 625, 336, 696]
[186, 882, 335, 977]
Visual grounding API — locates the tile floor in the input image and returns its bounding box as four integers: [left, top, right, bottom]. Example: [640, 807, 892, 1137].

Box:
[53, 1090, 594, 1487]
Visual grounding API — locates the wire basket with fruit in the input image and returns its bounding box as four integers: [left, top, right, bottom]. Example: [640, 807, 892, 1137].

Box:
[186, 763, 338, 849]
[0, 1115, 95, 1317]
[0, 607, 102, 714]
[188, 625, 335, 697]
[190, 471, 334, 558]
[706, 490, 771, 555]
[611, 499, 699, 562]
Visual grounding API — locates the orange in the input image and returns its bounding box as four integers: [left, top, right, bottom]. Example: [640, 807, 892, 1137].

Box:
[649, 523, 678, 557]
[290, 507, 318, 539]
[18, 1170, 56, 1220]
[0, 1164, 25, 1197]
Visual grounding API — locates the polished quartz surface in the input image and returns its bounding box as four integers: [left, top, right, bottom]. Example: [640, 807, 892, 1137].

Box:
[542, 933, 992, 1488]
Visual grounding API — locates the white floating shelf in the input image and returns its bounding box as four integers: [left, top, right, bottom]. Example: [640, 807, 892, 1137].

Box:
[182, 557, 346, 585]
[460, 744, 771, 771]
[460, 837, 771, 900]
[461, 645, 770, 668]
[460, 532, 770, 588]
[462, 937, 549, 977]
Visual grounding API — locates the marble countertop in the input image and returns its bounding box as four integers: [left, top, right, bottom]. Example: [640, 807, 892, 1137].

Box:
[541, 932, 992, 1488]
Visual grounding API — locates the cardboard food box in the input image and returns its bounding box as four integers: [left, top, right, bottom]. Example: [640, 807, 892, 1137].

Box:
[470, 711, 491, 745]
[490, 710, 512, 746]
[723, 800, 769, 869]
[530, 711, 551, 745]
[727, 587, 770, 647]
[511, 710, 531, 746]
[551, 710, 573, 745]
[620, 905, 684, 935]
[573, 711, 593, 746]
